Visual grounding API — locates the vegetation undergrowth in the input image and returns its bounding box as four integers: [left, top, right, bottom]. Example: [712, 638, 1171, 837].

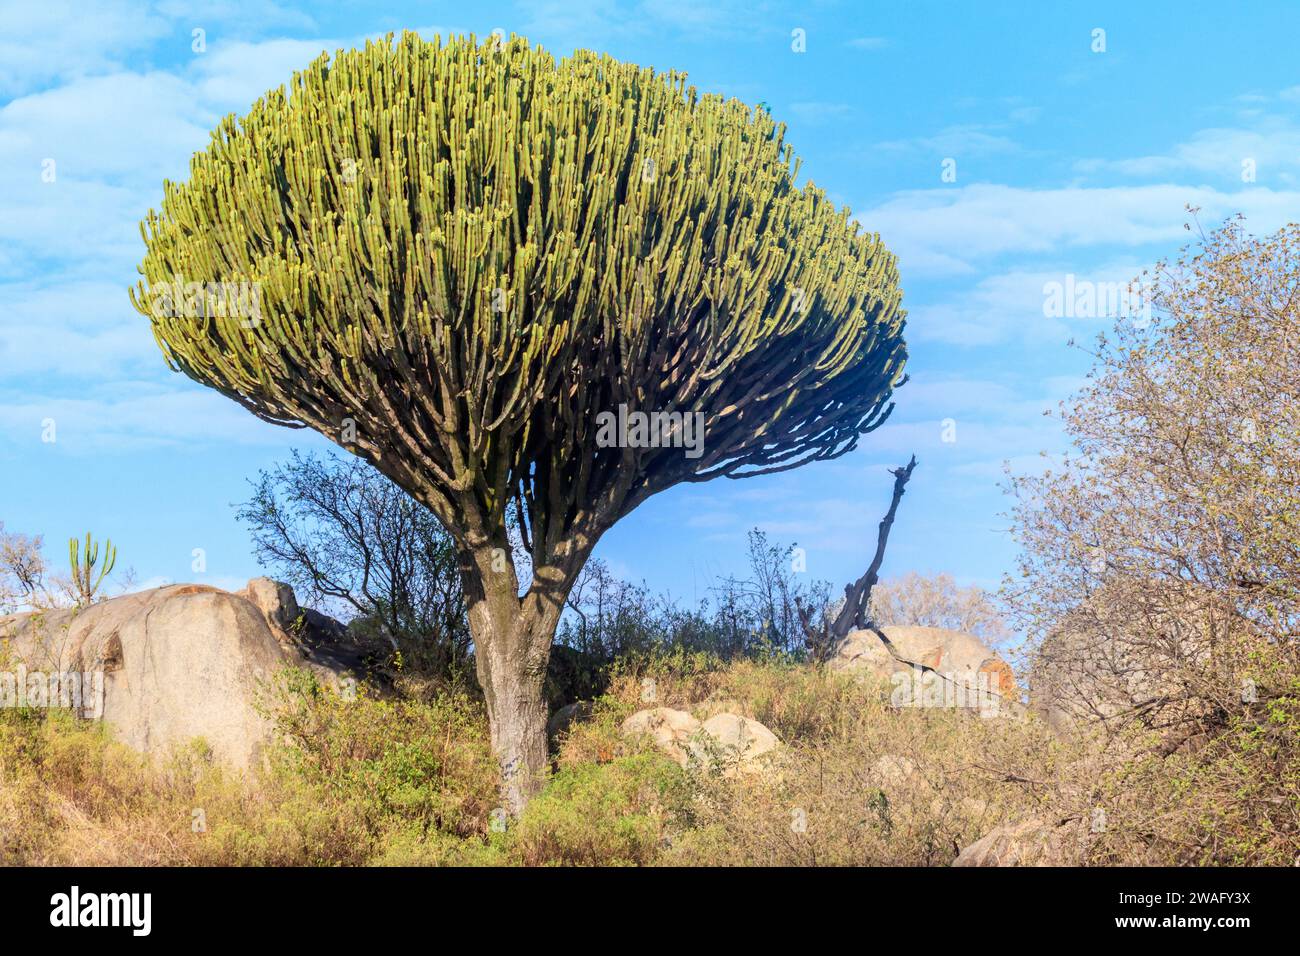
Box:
[5, 649, 1288, 866]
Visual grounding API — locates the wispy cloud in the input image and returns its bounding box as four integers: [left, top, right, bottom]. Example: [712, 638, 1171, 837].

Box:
[875, 124, 1022, 160]
[0, 0, 170, 95]
[1076, 117, 1300, 186]
[0, 386, 290, 454]
[191, 36, 340, 108]
[788, 101, 853, 124]
[859, 183, 1300, 278]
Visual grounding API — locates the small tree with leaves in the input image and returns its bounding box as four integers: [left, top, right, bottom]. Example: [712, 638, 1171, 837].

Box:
[237, 450, 472, 675]
[1004, 218, 1300, 862]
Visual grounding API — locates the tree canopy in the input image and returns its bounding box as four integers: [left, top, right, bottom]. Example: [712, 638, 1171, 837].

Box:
[131, 32, 907, 557]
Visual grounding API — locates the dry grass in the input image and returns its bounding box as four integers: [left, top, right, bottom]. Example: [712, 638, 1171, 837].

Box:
[1, 654, 1294, 866]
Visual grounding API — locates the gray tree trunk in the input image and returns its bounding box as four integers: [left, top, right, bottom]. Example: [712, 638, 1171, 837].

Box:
[469, 600, 553, 814]
[463, 542, 582, 815]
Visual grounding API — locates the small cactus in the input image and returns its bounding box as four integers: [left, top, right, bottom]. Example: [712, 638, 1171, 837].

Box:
[69, 532, 116, 606]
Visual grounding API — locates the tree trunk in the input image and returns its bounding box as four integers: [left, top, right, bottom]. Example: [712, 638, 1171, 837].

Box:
[462, 543, 582, 815]
[470, 605, 553, 815]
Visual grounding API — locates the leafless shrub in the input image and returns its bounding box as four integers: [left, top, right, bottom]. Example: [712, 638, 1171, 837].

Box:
[1004, 216, 1300, 863]
[870, 571, 1009, 644]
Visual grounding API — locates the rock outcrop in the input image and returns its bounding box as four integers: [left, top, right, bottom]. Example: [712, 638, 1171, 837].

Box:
[0, 579, 365, 770]
[546, 700, 593, 739]
[621, 706, 780, 774]
[952, 817, 1084, 866]
[1027, 589, 1226, 734]
[699, 712, 781, 768]
[829, 624, 1019, 713]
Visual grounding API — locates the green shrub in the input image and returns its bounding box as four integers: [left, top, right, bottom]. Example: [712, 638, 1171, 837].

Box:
[0, 669, 502, 865]
[509, 754, 692, 866]
[262, 668, 499, 840]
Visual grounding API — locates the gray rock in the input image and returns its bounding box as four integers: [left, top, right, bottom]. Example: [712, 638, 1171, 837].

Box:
[830, 624, 1019, 713]
[871, 753, 917, 788]
[621, 707, 781, 774]
[0, 581, 359, 771]
[239, 577, 301, 634]
[621, 707, 703, 767]
[700, 712, 781, 772]
[547, 700, 593, 739]
[952, 817, 1081, 866]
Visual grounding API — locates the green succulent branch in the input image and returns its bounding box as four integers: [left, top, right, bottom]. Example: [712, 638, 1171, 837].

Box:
[131, 31, 906, 554]
[69, 532, 116, 607]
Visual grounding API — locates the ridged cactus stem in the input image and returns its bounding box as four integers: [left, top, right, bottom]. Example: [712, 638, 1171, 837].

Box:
[69, 533, 117, 607]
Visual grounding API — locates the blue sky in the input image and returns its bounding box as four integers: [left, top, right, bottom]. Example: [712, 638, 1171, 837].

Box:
[3, 0, 1299, 606]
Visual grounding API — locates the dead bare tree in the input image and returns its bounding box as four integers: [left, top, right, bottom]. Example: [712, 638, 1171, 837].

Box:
[799, 455, 917, 662]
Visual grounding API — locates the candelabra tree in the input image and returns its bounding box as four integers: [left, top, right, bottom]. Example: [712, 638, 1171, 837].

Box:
[131, 32, 909, 811]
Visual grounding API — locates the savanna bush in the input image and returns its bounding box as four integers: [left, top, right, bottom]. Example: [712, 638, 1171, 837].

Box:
[0, 670, 500, 866]
[1006, 220, 1300, 865]
[510, 754, 693, 866]
[18, 651, 1269, 867]
[261, 668, 499, 841]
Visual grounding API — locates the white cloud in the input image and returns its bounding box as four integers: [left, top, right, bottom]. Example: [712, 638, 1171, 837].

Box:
[903, 260, 1154, 346]
[0, 70, 224, 275]
[0, 0, 320, 97]
[1070, 90, 1300, 189]
[0, 178, 151, 278]
[154, 0, 316, 32]
[0, 386, 293, 452]
[0, 71, 216, 183]
[863, 417, 1066, 485]
[875, 124, 1021, 159]
[893, 377, 1022, 415]
[0, 280, 158, 377]
[516, 0, 770, 52]
[191, 37, 341, 110]
[1008, 106, 1042, 124]
[1076, 119, 1300, 185]
[0, 0, 170, 95]
[859, 183, 1300, 279]
[638, 0, 747, 38]
[788, 101, 853, 125]
[0, 34, 355, 377]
